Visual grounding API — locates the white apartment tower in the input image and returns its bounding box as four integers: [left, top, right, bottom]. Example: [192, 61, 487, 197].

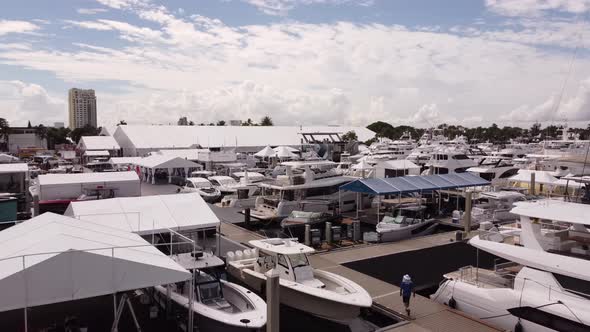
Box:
[68, 88, 97, 129]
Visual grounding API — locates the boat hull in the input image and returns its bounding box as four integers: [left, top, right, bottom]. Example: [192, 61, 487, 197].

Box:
[378, 220, 437, 242]
[228, 265, 362, 322]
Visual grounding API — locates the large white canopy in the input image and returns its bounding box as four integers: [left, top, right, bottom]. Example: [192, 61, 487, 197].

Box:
[84, 150, 110, 157]
[509, 170, 557, 185]
[275, 146, 298, 159]
[78, 136, 120, 151]
[136, 155, 202, 170]
[65, 193, 220, 235]
[511, 199, 590, 225]
[0, 213, 190, 312]
[254, 146, 275, 158]
[273, 146, 299, 153]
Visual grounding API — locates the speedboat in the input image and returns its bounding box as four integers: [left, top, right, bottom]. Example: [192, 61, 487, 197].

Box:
[227, 238, 372, 322]
[208, 176, 242, 194]
[153, 252, 266, 331]
[431, 199, 590, 331]
[376, 204, 437, 242]
[280, 211, 339, 242]
[178, 177, 222, 203]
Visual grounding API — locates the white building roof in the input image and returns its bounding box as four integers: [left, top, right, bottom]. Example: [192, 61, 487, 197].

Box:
[136, 155, 202, 169]
[0, 212, 190, 312]
[114, 125, 375, 150]
[65, 193, 220, 234]
[78, 136, 121, 151]
[511, 199, 590, 225]
[84, 150, 110, 157]
[0, 163, 28, 174]
[38, 171, 139, 186]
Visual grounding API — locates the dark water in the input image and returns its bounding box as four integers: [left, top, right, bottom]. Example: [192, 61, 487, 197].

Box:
[344, 242, 501, 296]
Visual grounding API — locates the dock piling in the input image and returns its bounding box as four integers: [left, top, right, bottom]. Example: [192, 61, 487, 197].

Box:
[266, 269, 280, 332]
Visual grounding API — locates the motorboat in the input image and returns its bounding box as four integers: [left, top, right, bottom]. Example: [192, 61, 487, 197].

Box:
[208, 176, 242, 194]
[219, 186, 262, 209]
[280, 211, 339, 241]
[431, 199, 590, 331]
[470, 191, 526, 225]
[422, 147, 478, 175]
[232, 171, 266, 184]
[376, 204, 437, 242]
[467, 157, 520, 186]
[153, 252, 266, 331]
[227, 238, 372, 321]
[177, 177, 222, 203]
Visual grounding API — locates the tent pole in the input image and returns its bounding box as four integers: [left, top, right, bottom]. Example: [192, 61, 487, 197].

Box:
[22, 256, 28, 332]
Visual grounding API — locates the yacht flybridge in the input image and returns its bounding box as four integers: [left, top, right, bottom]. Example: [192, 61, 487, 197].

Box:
[227, 238, 372, 321]
[153, 252, 267, 331]
[431, 200, 590, 332]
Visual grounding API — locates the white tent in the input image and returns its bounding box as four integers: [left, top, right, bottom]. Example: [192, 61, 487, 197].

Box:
[136, 155, 202, 184]
[0, 153, 19, 163]
[84, 150, 110, 157]
[509, 170, 557, 185]
[273, 146, 299, 153]
[352, 159, 374, 170]
[65, 193, 220, 235]
[0, 212, 190, 312]
[254, 146, 275, 158]
[274, 146, 298, 159]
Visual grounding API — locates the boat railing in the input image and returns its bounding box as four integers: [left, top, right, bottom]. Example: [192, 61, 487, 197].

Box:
[457, 265, 515, 288]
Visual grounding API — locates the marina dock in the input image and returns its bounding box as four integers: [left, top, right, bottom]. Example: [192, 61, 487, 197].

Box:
[221, 221, 501, 332]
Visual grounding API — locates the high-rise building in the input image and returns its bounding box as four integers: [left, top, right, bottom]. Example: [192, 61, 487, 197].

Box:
[68, 88, 97, 129]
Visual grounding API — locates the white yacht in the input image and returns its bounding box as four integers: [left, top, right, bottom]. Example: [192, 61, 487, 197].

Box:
[431, 200, 590, 331]
[177, 178, 222, 203]
[422, 148, 478, 175]
[208, 176, 242, 194]
[153, 252, 267, 331]
[467, 157, 520, 186]
[376, 204, 438, 242]
[470, 191, 526, 225]
[227, 238, 372, 322]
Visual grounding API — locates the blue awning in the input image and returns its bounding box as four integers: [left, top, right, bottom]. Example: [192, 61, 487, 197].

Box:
[339, 173, 491, 195]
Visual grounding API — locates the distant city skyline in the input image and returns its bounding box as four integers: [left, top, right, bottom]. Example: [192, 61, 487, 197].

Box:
[1, 0, 590, 128]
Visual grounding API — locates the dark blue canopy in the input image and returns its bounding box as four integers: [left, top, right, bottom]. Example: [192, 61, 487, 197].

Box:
[340, 173, 490, 195]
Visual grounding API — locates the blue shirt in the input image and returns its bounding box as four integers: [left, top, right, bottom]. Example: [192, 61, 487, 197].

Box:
[400, 280, 413, 297]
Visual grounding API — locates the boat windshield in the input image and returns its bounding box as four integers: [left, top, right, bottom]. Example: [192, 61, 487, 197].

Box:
[288, 253, 310, 268]
[195, 273, 222, 301]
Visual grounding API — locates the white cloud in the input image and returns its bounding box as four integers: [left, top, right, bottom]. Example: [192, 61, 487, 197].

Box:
[0, 20, 40, 36]
[95, 0, 147, 9]
[77, 8, 109, 15]
[241, 0, 375, 16]
[0, 81, 66, 126]
[486, 0, 590, 17]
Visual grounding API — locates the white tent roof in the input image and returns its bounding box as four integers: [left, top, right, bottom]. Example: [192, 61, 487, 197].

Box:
[84, 150, 110, 157]
[0, 212, 190, 312]
[509, 170, 557, 185]
[38, 171, 139, 186]
[377, 160, 419, 170]
[136, 155, 202, 170]
[78, 136, 120, 151]
[254, 146, 275, 158]
[0, 163, 28, 174]
[511, 199, 590, 225]
[65, 193, 220, 235]
[275, 146, 297, 159]
[0, 154, 19, 163]
[273, 146, 299, 153]
[113, 125, 375, 149]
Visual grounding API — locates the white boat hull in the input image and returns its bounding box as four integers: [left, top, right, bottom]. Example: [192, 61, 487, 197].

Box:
[377, 220, 437, 242]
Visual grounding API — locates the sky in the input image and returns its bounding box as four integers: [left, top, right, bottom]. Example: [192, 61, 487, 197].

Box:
[1, 0, 590, 128]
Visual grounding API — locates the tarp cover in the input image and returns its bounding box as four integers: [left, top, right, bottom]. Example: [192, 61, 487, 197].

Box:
[340, 173, 490, 195]
[0, 213, 190, 312]
[65, 193, 220, 234]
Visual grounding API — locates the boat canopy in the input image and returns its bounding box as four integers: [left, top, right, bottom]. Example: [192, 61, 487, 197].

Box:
[340, 173, 490, 195]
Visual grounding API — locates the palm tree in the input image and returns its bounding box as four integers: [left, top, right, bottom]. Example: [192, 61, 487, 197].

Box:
[0, 118, 9, 151]
[260, 116, 273, 126]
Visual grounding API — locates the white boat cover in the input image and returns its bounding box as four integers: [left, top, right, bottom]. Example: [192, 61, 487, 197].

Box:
[65, 193, 220, 234]
[0, 213, 190, 312]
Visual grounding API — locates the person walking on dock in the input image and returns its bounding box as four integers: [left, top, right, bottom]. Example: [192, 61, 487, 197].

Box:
[400, 274, 415, 317]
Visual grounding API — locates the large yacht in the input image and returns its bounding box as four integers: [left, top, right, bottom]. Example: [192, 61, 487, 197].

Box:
[467, 157, 520, 186]
[431, 200, 590, 331]
[422, 148, 478, 175]
[227, 238, 372, 322]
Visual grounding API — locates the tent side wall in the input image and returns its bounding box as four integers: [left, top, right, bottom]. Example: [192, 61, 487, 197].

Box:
[38, 180, 140, 201]
[113, 127, 138, 157]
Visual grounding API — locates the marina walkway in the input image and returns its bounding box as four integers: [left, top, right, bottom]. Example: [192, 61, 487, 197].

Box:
[310, 232, 501, 332]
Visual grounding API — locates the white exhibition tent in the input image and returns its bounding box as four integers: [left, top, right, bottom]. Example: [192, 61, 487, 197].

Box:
[65, 193, 220, 235]
[254, 146, 275, 158]
[84, 150, 110, 157]
[0, 212, 190, 312]
[136, 155, 203, 184]
[273, 146, 299, 153]
[0, 153, 19, 163]
[275, 146, 298, 159]
[509, 170, 558, 185]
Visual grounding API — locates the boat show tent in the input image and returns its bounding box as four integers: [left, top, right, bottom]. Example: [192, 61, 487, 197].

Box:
[254, 146, 275, 158]
[65, 193, 220, 235]
[77, 136, 120, 152]
[0, 212, 191, 313]
[83, 150, 110, 157]
[340, 173, 491, 195]
[136, 155, 202, 184]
